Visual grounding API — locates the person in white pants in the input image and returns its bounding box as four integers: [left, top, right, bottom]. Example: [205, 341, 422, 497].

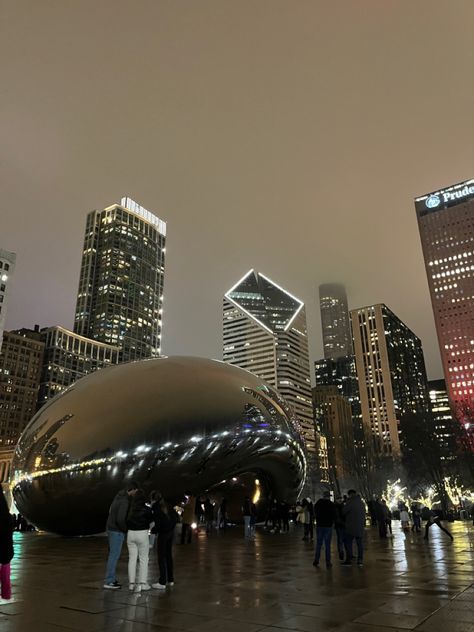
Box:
[125, 489, 153, 592]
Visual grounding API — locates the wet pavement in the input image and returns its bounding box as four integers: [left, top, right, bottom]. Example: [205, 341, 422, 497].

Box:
[0, 520, 473, 631]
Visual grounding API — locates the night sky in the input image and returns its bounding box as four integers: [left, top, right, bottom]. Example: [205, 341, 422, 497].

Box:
[2, 1, 473, 380]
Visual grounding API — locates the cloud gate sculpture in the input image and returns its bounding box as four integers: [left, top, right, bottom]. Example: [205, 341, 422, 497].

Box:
[12, 357, 306, 535]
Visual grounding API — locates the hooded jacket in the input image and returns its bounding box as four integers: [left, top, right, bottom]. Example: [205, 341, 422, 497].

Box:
[106, 490, 130, 533]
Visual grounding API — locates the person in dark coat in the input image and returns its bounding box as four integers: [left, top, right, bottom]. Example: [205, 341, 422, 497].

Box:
[341, 490, 366, 566]
[0, 488, 13, 599]
[151, 491, 178, 590]
[424, 509, 453, 542]
[375, 499, 388, 538]
[103, 481, 138, 590]
[313, 491, 337, 568]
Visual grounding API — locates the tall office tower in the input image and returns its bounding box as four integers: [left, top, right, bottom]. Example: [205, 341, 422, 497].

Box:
[313, 385, 355, 490]
[0, 327, 44, 446]
[415, 179, 474, 423]
[0, 249, 16, 353]
[319, 283, 352, 359]
[429, 379, 457, 460]
[74, 197, 166, 362]
[223, 270, 314, 452]
[38, 326, 120, 408]
[350, 304, 430, 457]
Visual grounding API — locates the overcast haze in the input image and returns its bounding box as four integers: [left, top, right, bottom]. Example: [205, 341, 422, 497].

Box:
[2, 1, 473, 380]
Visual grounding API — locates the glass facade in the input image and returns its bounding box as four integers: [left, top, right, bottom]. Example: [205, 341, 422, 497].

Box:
[74, 198, 166, 362]
[351, 304, 430, 457]
[0, 328, 44, 446]
[415, 180, 474, 424]
[223, 270, 314, 453]
[38, 326, 120, 407]
[319, 283, 353, 359]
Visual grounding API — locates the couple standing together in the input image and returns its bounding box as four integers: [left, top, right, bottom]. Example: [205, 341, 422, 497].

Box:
[104, 482, 177, 591]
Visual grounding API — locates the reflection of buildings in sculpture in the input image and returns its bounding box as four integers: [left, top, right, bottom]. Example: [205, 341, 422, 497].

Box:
[38, 326, 120, 408]
[313, 385, 355, 490]
[415, 180, 474, 422]
[319, 283, 353, 360]
[0, 249, 16, 353]
[350, 304, 430, 457]
[0, 327, 44, 446]
[11, 357, 306, 535]
[429, 378, 457, 461]
[223, 270, 314, 453]
[74, 197, 166, 362]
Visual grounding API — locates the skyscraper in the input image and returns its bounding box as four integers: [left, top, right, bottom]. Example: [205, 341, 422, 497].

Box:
[74, 197, 166, 362]
[0, 327, 44, 446]
[0, 249, 16, 353]
[223, 270, 314, 452]
[38, 326, 120, 408]
[350, 304, 430, 457]
[415, 179, 474, 423]
[428, 378, 457, 460]
[319, 283, 352, 360]
[313, 385, 355, 491]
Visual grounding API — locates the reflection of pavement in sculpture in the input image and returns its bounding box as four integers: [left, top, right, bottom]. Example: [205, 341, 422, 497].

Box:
[12, 356, 306, 535]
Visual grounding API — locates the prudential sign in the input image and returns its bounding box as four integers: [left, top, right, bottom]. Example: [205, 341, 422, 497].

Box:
[424, 182, 474, 209]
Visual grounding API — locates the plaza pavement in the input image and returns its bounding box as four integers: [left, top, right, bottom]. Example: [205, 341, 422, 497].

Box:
[0, 520, 473, 632]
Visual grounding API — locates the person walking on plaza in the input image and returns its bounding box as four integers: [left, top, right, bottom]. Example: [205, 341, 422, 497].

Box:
[280, 501, 290, 533]
[334, 496, 346, 560]
[341, 490, 366, 567]
[383, 500, 392, 535]
[181, 494, 195, 544]
[151, 491, 178, 590]
[424, 509, 454, 542]
[0, 488, 13, 599]
[103, 481, 138, 589]
[242, 496, 252, 539]
[411, 502, 422, 533]
[313, 491, 336, 568]
[126, 488, 153, 592]
[400, 505, 411, 532]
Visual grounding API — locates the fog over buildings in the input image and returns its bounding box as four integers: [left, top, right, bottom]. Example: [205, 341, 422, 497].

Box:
[2, 2, 473, 380]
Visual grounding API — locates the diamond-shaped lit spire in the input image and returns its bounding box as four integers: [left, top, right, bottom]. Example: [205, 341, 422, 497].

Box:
[225, 270, 303, 334]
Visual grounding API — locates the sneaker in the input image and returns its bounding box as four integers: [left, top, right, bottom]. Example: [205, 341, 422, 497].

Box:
[312, 561, 319, 567]
[167, 582, 175, 586]
[134, 584, 142, 593]
[104, 581, 121, 590]
[141, 583, 152, 591]
[152, 582, 166, 590]
[357, 561, 363, 567]
[129, 584, 135, 591]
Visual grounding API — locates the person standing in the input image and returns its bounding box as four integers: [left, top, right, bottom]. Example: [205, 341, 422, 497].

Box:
[219, 498, 227, 530]
[313, 491, 336, 568]
[204, 498, 214, 534]
[0, 488, 13, 599]
[249, 501, 258, 539]
[383, 500, 392, 535]
[242, 497, 252, 539]
[180, 495, 195, 544]
[375, 499, 388, 538]
[280, 501, 290, 533]
[400, 505, 411, 532]
[424, 509, 454, 542]
[300, 499, 311, 541]
[334, 496, 346, 560]
[103, 481, 138, 590]
[411, 502, 422, 533]
[151, 491, 178, 590]
[126, 489, 153, 592]
[341, 490, 366, 567]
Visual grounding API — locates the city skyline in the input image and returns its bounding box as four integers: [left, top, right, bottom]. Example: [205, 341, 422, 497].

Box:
[2, 2, 472, 381]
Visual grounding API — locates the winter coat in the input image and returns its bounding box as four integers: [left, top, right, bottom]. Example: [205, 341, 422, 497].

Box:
[314, 498, 337, 528]
[106, 490, 131, 533]
[151, 503, 178, 534]
[342, 495, 366, 537]
[126, 496, 153, 531]
[0, 516, 13, 565]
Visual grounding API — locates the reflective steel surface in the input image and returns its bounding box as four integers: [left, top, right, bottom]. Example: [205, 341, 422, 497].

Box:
[12, 356, 306, 535]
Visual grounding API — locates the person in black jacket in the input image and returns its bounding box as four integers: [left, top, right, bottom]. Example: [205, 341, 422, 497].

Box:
[126, 489, 153, 592]
[104, 481, 138, 590]
[0, 488, 13, 599]
[150, 491, 178, 590]
[313, 491, 337, 569]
